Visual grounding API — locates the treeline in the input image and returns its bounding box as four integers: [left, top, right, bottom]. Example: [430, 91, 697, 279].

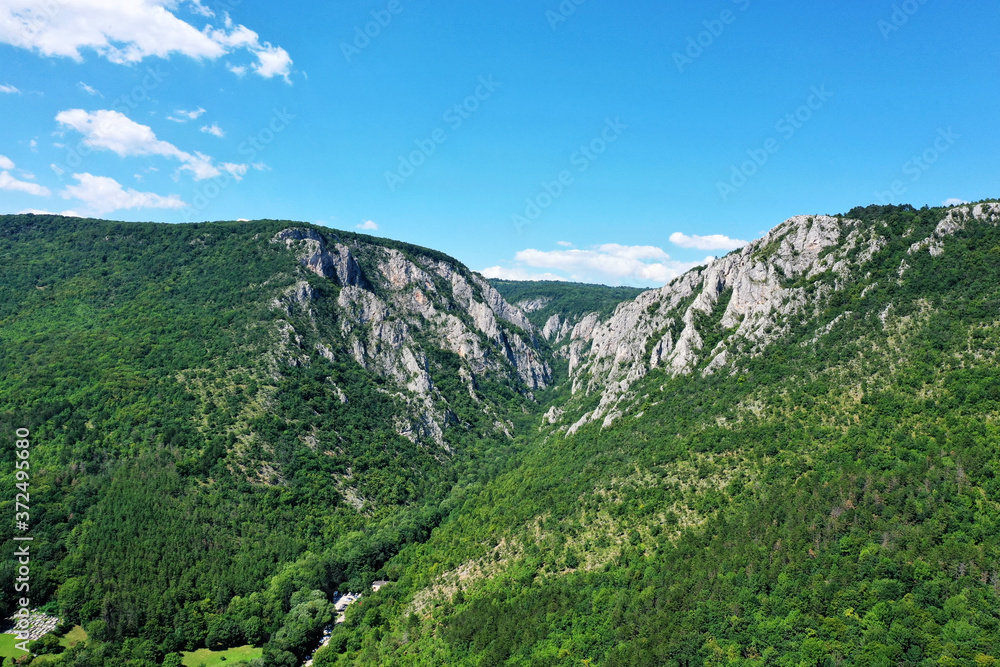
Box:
[488, 279, 645, 328]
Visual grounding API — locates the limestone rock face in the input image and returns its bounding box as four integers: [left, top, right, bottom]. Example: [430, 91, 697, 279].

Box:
[515, 297, 552, 314]
[272, 228, 366, 287]
[542, 314, 562, 341]
[908, 203, 1000, 257]
[562, 215, 869, 429]
[556, 206, 1000, 431]
[267, 227, 551, 447]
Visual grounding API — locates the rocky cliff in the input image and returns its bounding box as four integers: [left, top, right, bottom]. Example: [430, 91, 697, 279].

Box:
[555, 204, 1000, 432]
[266, 227, 550, 446]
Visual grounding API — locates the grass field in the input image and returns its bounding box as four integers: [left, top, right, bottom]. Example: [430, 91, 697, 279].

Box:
[0, 633, 29, 658]
[181, 645, 262, 667]
[58, 626, 86, 649]
[0, 625, 87, 663]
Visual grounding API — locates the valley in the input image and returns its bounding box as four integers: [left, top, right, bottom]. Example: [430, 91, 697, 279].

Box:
[2, 201, 1000, 665]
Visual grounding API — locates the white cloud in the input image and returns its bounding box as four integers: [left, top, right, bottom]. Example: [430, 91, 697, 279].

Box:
[356, 220, 379, 231]
[251, 42, 293, 82]
[56, 108, 212, 177]
[56, 109, 261, 183]
[0, 83, 19, 94]
[55, 108, 238, 181]
[180, 152, 220, 180]
[504, 244, 712, 286]
[556, 241, 573, 247]
[0, 0, 293, 81]
[479, 267, 568, 282]
[58, 109, 189, 159]
[60, 172, 186, 215]
[942, 198, 968, 207]
[186, 0, 215, 18]
[29, 139, 38, 152]
[594, 243, 671, 261]
[18, 208, 81, 217]
[0, 169, 51, 196]
[167, 107, 206, 123]
[78, 81, 102, 96]
[669, 232, 748, 252]
[0, 157, 50, 195]
[201, 123, 225, 138]
[219, 162, 265, 181]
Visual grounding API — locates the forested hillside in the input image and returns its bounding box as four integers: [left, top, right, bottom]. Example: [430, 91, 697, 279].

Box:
[3, 203, 1000, 666]
[489, 280, 644, 329]
[0, 214, 551, 666]
[313, 203, 1000, 666]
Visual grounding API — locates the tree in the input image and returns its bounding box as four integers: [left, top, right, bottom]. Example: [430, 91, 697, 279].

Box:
[27, 634, 63, 655]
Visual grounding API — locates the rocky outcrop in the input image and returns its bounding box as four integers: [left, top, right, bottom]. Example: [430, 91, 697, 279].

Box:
[542, 314, 561, 340]
[562, 215, 873, 429]
[908, 203, 1000, 257]
[515, 297, 552, 314]
[271, 280, 317, 317]
[272, 228, 366, 287]
[267, 228, 551, 447]
[555, 206, 999, 432]
[472, 275, 536, 334]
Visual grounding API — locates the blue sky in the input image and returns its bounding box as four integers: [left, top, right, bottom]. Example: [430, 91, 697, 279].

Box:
[1, 0, 998, 286]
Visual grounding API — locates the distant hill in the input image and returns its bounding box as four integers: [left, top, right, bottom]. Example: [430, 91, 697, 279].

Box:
[488, 279, 645, 329]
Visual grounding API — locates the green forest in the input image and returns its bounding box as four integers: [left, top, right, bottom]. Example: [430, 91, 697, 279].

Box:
[0, 214, 541, 666]
[488, 280, 645, 328]
[3, 204, 1000, 666]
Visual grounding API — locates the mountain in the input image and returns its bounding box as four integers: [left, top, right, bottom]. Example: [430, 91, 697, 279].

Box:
[0, 214, 554, 664]
[559, 204, 1000, 432]
[311, 202, 1000, 666]
[3, 202, 1000, 666]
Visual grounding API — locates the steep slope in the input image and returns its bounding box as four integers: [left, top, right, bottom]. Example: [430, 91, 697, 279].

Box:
[268, 226, 550, 446]
[558, 204, 999, 432]
[0, 215, 549, 662]
[314, 202, 1000, 666]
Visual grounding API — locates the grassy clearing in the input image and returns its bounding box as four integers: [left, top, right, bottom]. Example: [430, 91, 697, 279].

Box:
[1, 625, 88, 663]
[0, 633, 29, 658]
[181, 645, 263, 667]
[59, 626, 86, 649]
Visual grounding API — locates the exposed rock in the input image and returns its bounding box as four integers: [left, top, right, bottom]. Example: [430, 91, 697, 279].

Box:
[315, 343, 335, 362]
[472, 275, 536, 333]
[909, 203, 1000, 256]
[271, 280, 317, 316]
[267, 227, 552, 448]
[380, 248, 436, 291]
[271, 319, 310, 372]
[565, 215, 858, 429]
[558, 208, 1000, 431]
[542, 314, 561, 340]
[544, 405, 564, 424]
[516, 297, 552, 314]
[271, 228, 366, 286]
